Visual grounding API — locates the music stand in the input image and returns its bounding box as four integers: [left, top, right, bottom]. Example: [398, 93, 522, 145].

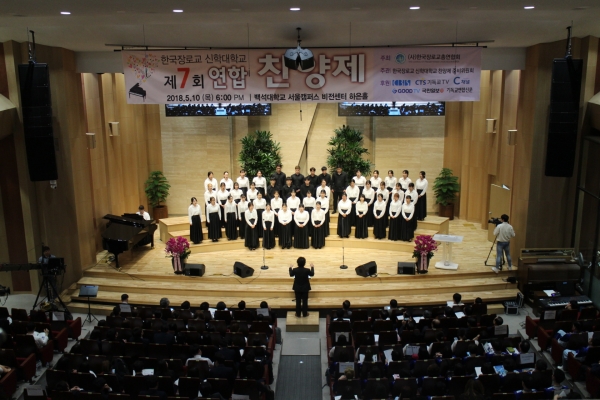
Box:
[79, 285, 99, 325]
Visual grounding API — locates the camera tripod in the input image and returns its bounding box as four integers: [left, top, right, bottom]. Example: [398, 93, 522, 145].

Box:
[33, 273, 70, 314]
[484, 234, 506, 267]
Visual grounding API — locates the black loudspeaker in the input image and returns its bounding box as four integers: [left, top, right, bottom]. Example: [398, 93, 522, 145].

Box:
[397, 262, 415, 275]
[234, 261, 254, 278]
[355, 261, 377, 277]
[545, 58, 583, 177]
[184, 263, 205, 277]
[18, 63, 58, 182]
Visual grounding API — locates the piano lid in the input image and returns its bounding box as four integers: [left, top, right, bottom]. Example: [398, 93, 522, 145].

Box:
[103, 214, 151, 228]
[101, 214, 153, 242]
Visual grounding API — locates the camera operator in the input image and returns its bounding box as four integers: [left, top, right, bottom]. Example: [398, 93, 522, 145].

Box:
[492, 214, 515, 273]
[38, 246, 55, 264]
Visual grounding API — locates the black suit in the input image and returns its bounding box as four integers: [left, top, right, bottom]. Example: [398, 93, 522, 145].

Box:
[289, 265, 314, 317]
[331, 171, 348, 212]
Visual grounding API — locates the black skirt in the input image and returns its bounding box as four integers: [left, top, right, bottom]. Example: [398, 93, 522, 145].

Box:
[290, 208, 297, 236]
[366, 200, 374, 227]
[273, 209, 281, 237]
[324, 209, 330, 237]
[312, 221, 325, 249]
[373, 210, 387, 239]
[355, 212, 368, 239]
[208, 212, 222, 240]
[305, 207, 314, 236]
[337, 210, 351, 238]
[416, 190, 427, 220]
[294, 224, 309, 249]
[245, 219, 259, 249]
[349, 199, 357, 227]
[225, 212, 238, 240]
[263, 221, 275, 249]
[279, 222, 292, 248]
[219, 200, 227, 227]
[239, 213, 246, 239]
[400, 213, 416, 241]
[256, 209, 264, 236]
[190, 215, 203, 244]
[388, 214, 401, 241]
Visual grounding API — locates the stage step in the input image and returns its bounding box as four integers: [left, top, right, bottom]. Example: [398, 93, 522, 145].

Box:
[286, 312, 319, 332]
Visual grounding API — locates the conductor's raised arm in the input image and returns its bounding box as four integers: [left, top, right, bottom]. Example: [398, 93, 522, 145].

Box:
[309, 262, 315, 276]
[289, 264, 295, 277]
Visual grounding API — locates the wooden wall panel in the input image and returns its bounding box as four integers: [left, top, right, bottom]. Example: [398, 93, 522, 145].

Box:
[305, 103, 347, 171]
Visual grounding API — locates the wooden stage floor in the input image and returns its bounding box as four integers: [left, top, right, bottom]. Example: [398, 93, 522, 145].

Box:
[65, 218, 519, 314]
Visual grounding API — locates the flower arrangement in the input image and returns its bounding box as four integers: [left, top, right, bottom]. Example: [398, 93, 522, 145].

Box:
[165, 236, 191, 274]
[412, 235, 438, 274]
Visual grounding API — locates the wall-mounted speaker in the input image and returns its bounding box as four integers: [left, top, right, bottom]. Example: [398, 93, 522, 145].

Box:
[397, 262, 415, 275]
[355, 261, 377, 277]
[185, 263, 205, 277]
[234, 261, 254, 278]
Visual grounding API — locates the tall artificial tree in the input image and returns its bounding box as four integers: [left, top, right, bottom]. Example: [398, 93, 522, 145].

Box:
[238, 130, 282, 178]
[327, 125, 371, 175]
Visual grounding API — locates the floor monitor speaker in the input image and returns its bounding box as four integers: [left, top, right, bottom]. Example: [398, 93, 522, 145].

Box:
[397, 262, 415, 275]
[185, 263, 205, 277]
[234, 261, 254, 278]
[355, 261, 377, 277]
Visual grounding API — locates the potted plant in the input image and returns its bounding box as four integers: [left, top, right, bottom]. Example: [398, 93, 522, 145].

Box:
[433, 168, 460, 220]
[238, 130, 282, 178]
[327, 125, 372, 175]
[412, 235, 438, 274]
[144, 170, 171, 221]
[165, 236, 191, 274]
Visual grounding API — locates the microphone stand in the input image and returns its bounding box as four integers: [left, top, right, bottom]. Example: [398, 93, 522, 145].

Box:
[261, 224, 269, 270]
[340, 211, 348, 269]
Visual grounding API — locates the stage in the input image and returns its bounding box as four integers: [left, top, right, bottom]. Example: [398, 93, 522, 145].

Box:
[64, 217, 519, 315]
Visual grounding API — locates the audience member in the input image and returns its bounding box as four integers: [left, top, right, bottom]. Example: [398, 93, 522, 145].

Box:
[26, 322, 49, 348]
[186, 344, 214, 367]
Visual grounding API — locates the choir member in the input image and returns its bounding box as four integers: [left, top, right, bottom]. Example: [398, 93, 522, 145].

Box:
[244, 203, 259, 250]
[370, 170, 382, 192]
[231, 182, 243, 204]
[188, 197, 202, 245]
[308, 167, 320, 188]
[385, 170, 397, 193]
[332, 166, 348, 213]
[204, 183, 216, 230]
[362, 180, 376, 227]
[353, 170, 366, 195]
[247, 182, 259, 204]
[262, 204, 275, 249]
[406, 183, 419, 206]
[377, 182, 390, 227]
[291, 166, 305, 197]
[253, 192, 267, 237]
[388, 192, 402, 241]
[311, 201, 326, 249]
[271, 164, 286, 189]
[236, 169, 249, 196]
[355, 195, 369, 239]
[373, 194, 387, 239]
[415, 171, 428, 221]
[346, 180, 360, 227]
[293, 205, 310, 249]
[391, 183, 405, 206]
[271, 191, 283, 237]
[337, 193, 352, 238]
[318, 190, 330, 237]
[204, 171, 218, 193]
[286, 191, 301, 237]
[315, 179, 331, 199]
[319, 166, 332, 188]
[400, 195, 416, 242]
[303, 190, 316, 237]
[252, 170, 267, 197]
[224, 195, 238, 240]
[220, 171, 233, 191]
[399, 170, 412, 192]
[278, 204, 293, 249]
[281, 177, 294, 202]
[216, 183, 229, 227]
[266, 178, 278, 203]
[299, 177, 315, 199]
[206, 197, 222, 242]
[237, 195, 249, 240]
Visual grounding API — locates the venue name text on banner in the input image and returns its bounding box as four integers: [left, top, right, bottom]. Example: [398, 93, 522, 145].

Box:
[122, 47, 481, 104]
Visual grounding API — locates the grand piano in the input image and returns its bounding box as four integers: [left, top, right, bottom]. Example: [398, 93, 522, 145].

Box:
[102, 214, 157, 268]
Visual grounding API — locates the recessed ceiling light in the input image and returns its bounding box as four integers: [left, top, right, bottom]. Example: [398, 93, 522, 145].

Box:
[573, 6, 588, 10]
[232, 8, 241, 11]
[173, 9, 183, 13]
[351, 7, 361, 10]
[410, 6, 420, 10]
[524, 6, 535, 9]
[60, 11, 71, 15]
[290, 7, 301, 11]
[469, 6, 478, 9]
[116, 10, 126, 14]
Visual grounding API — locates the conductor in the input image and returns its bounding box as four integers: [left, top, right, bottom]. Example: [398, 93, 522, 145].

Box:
[289, 257, 314, 318]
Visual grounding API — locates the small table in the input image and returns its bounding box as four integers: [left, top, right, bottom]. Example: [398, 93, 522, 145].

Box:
[432, 234, 464, 270]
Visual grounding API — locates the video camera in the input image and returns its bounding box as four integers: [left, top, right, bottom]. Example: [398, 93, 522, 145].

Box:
[42, 258, 65, 276]
[488, 217, 503, 226]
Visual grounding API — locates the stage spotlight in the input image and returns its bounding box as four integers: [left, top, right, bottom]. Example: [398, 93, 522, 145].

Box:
[284, 27, 315, 70]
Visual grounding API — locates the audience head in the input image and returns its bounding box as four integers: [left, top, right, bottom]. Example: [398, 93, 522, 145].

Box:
[481, 362, 494, 375]
[553, 368, 566, 385]
[335, 309, 344, 319]
[503, 358, 516, 372]
[260, 301, 269, 309]
[426, 364, 440, 377]
[238, 300, 246, 310]
[216, 301, 227, 310]
[463, 379, 485, 398]
[121, 293, 129, 302]
[390, 299, 398, 308]
[535, 359, 548, 371]
[160, 298, 170, 308]
[519, 340, 531, 353]
[453, 362, 466, 376]
[466, 316, 477, 327]
[453, 293, 462, 304]
[106, 329, 117, 341]
[200, 302, 209, 311]
[55, 381, 70, 391]
[343, 300, 351, 311]
[26, 322, 35, 333]
[475, 297, 483, 304]
[133, 360, 144, 373]
[181, 301, 190, 309]
[494, 316, 503, 326]
[423, 309, 432, 319]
